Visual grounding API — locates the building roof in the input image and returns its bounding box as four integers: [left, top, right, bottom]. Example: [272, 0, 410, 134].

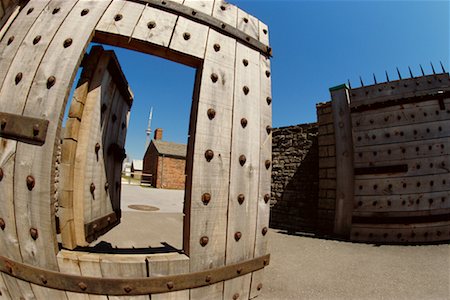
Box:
[152, 140, 187, 158]
[131, 159, 143, 171]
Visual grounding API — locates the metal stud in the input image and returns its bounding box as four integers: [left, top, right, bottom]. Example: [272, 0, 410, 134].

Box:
[40, 275, 48, 285]
[78, 282, 87, 291]
[81, 8, 89, 16]
[32, 124, 40, 136]
[202, 193, 211, 205]
[236, 267, 243, 274]
[265, 70, 271, 78]
[147, 21, 156, 29]
[63, 38, 73, 48]
[0, 218, 5, 230]
[0, 168, 3, 181]
[243, 17, 249, 23]
[114, 14, 123, 21]
[7, 36, 14, 45]
[243, 86, 249, 95]
[242, 59, 248, 66]
[90, 183, 95, 195]
[262, 227, 268, 236]
[15, 72, 23, 85]
[26, 175, 35, 191]
[183, 32, 191, 40]
[266, 126, 272, 134]
[234, 231, 242, 241]
[205, 275, 212, 282]
[232, 293, 240, 300]
[220, 5, 226, 10]
[200, 236, 209, 247]
[95, 143, 101, 154]
[27, 7, 34, 15]
[207, 108, 216, 120]
[266, 97, 272, 105]
[239, 155, 246, 166]
[191, 9, 197, 16]
[47, 76, 56, 89]
[211, 73, 218, 83]
[257, 283, 263, 291]
[124, 286, 132, 293]
[0, 119, 5, 129]
[213, 43, 221, 52]
[104, 181, 109, 191]
[167, 281, 174, 290]
[237, 194, 245, 205]
[265, 160, 271, 169]
[264, 194, 270, 203]
[30, 228, 38, 240]
[52, 7, 60, 14]
[240, 118, 247, 128]
[263, 29, 268, 35]
[205, 149, 214, 162]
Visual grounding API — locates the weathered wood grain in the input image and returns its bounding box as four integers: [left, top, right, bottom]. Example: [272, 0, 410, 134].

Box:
[96, 0, 145, 38]
[169, 16, 208, 59]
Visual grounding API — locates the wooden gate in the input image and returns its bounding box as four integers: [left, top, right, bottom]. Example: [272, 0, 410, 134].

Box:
[0, 0, 272, 299]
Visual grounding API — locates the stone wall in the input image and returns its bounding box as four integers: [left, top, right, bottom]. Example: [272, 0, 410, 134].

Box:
[270, 123, 319, 233]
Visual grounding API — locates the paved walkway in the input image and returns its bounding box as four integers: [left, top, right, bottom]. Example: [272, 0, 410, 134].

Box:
[94, 185, 450, 299]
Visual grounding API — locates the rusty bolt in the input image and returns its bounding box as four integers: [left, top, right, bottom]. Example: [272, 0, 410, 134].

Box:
[5, 261, 13, 273]
[220, 5, 226, 10]
[183, 32, 191, 40]
[236, 267, 243, 274]
[200, 236, 209, 247]
[27, 7, 34, 15]
[213, 43, 221, 52]
[205, 149, 214, 162]
[124, 286, 132, 293]
[237, 194, 245, 205]
[243, 86, 249, 95]
[81, 8, 89, 16]
[232, 293, 240, 300]
[265, 70, 271, 78]
[95, 143, 101, 154]
[266, 96, 272, 105]
[263, 28, 268, 35]
[242, 59, 249, 66]
[15, 72, 23, 85]
[202, 193, 211, 205]
[30, 228, 38, 240]
[207, 108, 216, 120]
[33, 35, 41, 45]
[205, 275, 212, 282]
[263, 259, 268, 266]
[0, 218, 5, 230]
[40, 275, 48, 284]
[243, 17, 249, 23]
[33, 124, 40, 136]
[266, 126, 272, 134]
[167, 281, 174, 290]
[63, 38, 73, 48]
[47, 76, 56, 89]
[240, 118, 247, 128]
[90, 183, 95, 195]
[234, 231, 242, 241]
[52, 7, 60, 14]
[104, 181, 109, 191]
[0, 168, 3, 181]
[262, 227, 268, 236]
[7, 36, 14, 45]
[114, 14, 122, 21]
[78, 282, 87, 291]
[26, 175, 35, 191]
[265, 160, 271, 169]
[147, 21, 156, 29]
[257, 283, 263, 291]
[210, 73, 218, 83]
[264, 194, 270, 203]
[239, 155, 246, 166]
[221, 23, 226, 29]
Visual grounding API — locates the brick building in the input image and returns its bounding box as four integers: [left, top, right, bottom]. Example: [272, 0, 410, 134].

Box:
[142, 129, 187, 189]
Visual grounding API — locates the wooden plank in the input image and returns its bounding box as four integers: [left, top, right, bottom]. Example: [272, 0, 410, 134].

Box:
[353, 190, 450, 215]
[236, 8, 258, 40]
[132, 5, 178, 47]
[96, 0, 145, 38]
[258, 20, 269, 46]
[148, 253, 189, 300]
[57, 251, 90, 300]
[0, 274, 11, 300]
[351, 220, 450, 243]
[354, 119, 450, 147]
[0, 4, 20, 43]
[182, 0, 213, 15]
[77, 252, 108, 300]
[169, 16, 208, 59]
[250, 52, 272, 299]
[223, 42, 260, 300]
[330, 85, 354, 237]
[187, 29, 236, 300]
[354, 136, 450, 164]
[355, 173, 449, 196]
[352, 98, 450, 132]
[212, 0, 237, 27]
[99, 254, 149, 300]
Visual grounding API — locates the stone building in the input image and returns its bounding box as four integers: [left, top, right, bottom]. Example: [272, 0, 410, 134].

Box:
[142, 128, 187, 189]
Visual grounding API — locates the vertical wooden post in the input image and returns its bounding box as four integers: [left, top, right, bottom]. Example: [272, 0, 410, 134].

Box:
[330, 84, 354, 237]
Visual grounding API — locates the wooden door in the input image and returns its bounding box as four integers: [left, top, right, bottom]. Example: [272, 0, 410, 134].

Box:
[60, 46, 133, 249]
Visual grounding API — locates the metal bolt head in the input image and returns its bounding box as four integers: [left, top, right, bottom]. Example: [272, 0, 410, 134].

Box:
[262, 227, 268, 236]
[242, 59, 249, 66]
[40, 275, 48, 284]
[63, 38, 73, 48]
[167, 281, 174, 290]
[78, 282, 87, 291]
[202, 193, 211, 205]
[33, 124, 40, 136]
[265, 70, 271, 78]
[27, 7, 34, 15]
[243, 86, 249, 95]
[52, 7, 60, 14]
[264, 194, 270, 203]
[237, 194, 245, 205]
[257, 283, 263, 291]
[47, 76, 56, 89]
[200, 236, 209, 247]
[232, 293, 240, 300]
[234, 231, 242, 241]
[266, 96, 272, 105]
[207, 108, 216, 120]
[81, 8, 89, 16]
[205, 149, 214, 162]
[30, 227, 38, 240]
[205, 275, 212, 282]
[90, 183, 95, 194]
[124, 286, 132, 293]
[0, 119, 6, 129]
[0, 168, 3, 181]
[15, 72, 22, 85]
[95, 143, 101, 154]
[147, 21, 156, 29]
[240, 118, 247, 128]
[213, 43, 221, 52]
[114, 14, 122, 21]
[243, 17, 249, 23]
[239, 155, 246, 166]
[26, 175, 35, 191]
[183, 32, 191, 40]
[266, 126, 272, 135]
[236, 267, 243, 274]
[33, 35, 41, 45]
[0, 218, 5, 230]
[263, 28, 268, 35]
[265, 160, 271, 169]
[7, 36, 14, 45]
[210, 73, 218, 83]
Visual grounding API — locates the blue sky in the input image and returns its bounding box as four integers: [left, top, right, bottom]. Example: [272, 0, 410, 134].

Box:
[83, 1, 449, 161]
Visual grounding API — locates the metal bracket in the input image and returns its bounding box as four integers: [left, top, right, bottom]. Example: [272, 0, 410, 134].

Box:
[85, 212, 120, 243]
[0, 254, 270, 295]
[0, 112, 49, 145]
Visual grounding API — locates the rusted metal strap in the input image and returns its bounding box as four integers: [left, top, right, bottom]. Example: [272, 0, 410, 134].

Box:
[0, 112, 49, 145]
[129, 0, 272, 57]
[85, 212, 119, 243]
[0, 253, 269, 295]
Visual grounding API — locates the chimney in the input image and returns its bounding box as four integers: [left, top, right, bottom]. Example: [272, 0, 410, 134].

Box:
[154, 128, 163, 140]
